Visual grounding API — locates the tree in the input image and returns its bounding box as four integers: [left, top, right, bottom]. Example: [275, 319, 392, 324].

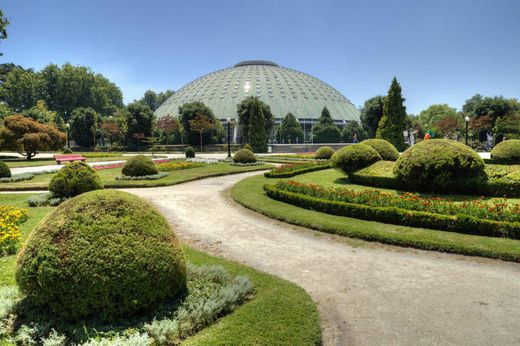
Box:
[277, 112, 303, 144]
[0, 114, 66, 160]
[376, 77, 408, 151]
[100, 117, 120, 145]
[246, 98, 268, 152]
[138, 89, 175, 111]
[312, 107, 341, 143]
[70, 107, 99, 148]
[0, 102, 12, 122]
[360, 96, 385, 138]
[237, 96, 274, 144]
[0, 67, 43, 111]
[0, 9, 9, 56]
[22, 99, 56, 124]
[189, 113, 215, 151]
[342, 120, 366, 143]
[494, 112, 520, 142]
[418, 104, 458, 133]
[125, 102, 155, 147]
[179, 101, 222, 146]
[156, 115, 180, 146]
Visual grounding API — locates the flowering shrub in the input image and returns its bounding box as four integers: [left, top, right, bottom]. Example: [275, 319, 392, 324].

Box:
[157, 161, 205, 171]
[186, 158, 219, 164]
[275, 180, 520, 223]
[0, 206, 28, 255]
[265, 162, 331, 178]
[93, 162, 124, 170]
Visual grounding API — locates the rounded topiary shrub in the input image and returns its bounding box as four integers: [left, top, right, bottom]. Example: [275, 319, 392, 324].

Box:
[394, 139, 486, 192]
[49, 162, 102, 198]
[315, 146, 335, 160]
[122, 155, 158, 177]
[16, 190, 187, 321]
[0, 161, 11, 178]
[233, 148, 257, 163]
[331, 144, 381, 174]
[360, 139, 399, 161]
[491, 139, 520, 163]
[243, 143, 254, 153]
[185, 146, 195, 158]
[62, 147, 73, 154]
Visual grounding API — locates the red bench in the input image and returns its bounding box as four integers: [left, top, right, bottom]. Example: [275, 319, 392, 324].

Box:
[54, 154, 87, 165]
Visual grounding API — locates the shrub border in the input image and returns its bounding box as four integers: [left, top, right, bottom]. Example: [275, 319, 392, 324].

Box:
[264, 163, 331, 178]
[264, 184, 520, 239]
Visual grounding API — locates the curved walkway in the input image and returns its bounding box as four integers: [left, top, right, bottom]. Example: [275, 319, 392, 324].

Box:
[121, 171, 520, 346]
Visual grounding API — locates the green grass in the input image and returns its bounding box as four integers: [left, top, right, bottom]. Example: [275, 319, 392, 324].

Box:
[0, 193, 320, 345]
[3, 156, 130, 168]
[0, 163, 273, 191]
[231, 172, 520, 262]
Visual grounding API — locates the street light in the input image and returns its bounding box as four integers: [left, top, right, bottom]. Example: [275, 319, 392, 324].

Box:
[464, 116, 470, 146]
[226, 117, 231, 159]
[65, 122, 71, 148]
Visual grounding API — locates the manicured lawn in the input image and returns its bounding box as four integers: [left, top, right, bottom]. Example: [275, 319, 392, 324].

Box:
[0, 193, 321, 345]
[232, 172, 520, 262]
[0, 163, 273, 191]
[3, 155, 129, 168]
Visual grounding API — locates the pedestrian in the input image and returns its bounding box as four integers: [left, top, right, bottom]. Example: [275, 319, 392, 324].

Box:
[352, 133, 358, 143]
[486, 132, 493, 151]
[424, 132, 431, 140]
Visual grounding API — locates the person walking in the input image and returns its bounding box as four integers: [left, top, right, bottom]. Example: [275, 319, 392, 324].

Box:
[352, 133, 358, 143]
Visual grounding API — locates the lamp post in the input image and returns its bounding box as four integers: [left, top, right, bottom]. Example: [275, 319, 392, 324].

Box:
[65, 122, 70, 148]
[226, 117, 231, 159]
[464, 116, 470, 146]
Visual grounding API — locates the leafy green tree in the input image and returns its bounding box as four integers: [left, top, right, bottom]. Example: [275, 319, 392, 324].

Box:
[247, 98, 267, 152]
[0, 114, 66, 160]
[360, 96, 385, 138]
[179, 101, 222, 146]
[0, 67, 43, 111]
[22, 100, 56, 124]
[189, 113, 215, 151]
[70, 107, 99, 148]
[237, 96, 274, 144]
[312, 107, 341, 143]
[138, 89, 175, 111]
[463, 94, 520, 121]
[376, 77, 408, 151]
[156, 114, 180, 146]
[418, 104, 458, 134]
[342, 120, 366, 143]
[0, 9, 9, 56]
[125, 102, 155, 147]
[0, 102, 12, 122]
[494, 112, 520, 142]
[277, 112, 303, 143]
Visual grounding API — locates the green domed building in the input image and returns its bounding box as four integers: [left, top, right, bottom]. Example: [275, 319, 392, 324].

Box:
[155, 60, 360, 142]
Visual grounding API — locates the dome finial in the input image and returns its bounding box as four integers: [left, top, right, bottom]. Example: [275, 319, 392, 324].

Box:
[234, 60, 278, 67]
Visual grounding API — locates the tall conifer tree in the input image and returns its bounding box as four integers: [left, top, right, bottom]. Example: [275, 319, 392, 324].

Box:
[376, 77, 408, 151]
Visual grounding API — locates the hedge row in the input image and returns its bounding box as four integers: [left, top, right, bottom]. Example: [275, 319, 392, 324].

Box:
[264, 163, 331, 178]
[349, 171, 520, 198]
[264, 184, 520, 239]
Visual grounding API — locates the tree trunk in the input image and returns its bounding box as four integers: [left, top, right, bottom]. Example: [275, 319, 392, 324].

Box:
[199, 132, 203, 152]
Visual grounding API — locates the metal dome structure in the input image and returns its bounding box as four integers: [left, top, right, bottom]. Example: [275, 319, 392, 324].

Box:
[155, 60, 360, 142]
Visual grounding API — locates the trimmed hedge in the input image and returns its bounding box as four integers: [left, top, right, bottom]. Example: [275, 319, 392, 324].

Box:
[243, 143, 254, 152]
[122, 155, 158, 177]
[0, 161, 11, 178]
[185, 146, 196, 158]
[264, 163, 331, 178]
[16, 190, 187, 321]
[359, 139, 399, 161]
[331, 144, 381, 174]
[49, 162, 103, 198]
[314, 146, 335, 160]
[233, 149, 257, 164]
[264, 184, 520, 239]
[394, 139, 486, 192]
[491, 139, 520, 163]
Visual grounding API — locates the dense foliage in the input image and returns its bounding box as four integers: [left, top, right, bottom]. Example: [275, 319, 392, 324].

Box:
[277, 112, 304, 143]
[237, 96, 274, 147]
[360, 139, 399, 161]
[394, 140, 486, 192]
[314, 146, 335, 160]
[0, 160, 10, 178]
[122, 155, 159, 177]
[243, 143, 253, 152]
[264, 161, 331, 178]
[418, 104, 460, 136]
[69, 107, 99, 148]
[233, 148, 257, 164]
[16, 190, 187, 321]
[157, 161, 205, 171]
[137, 89, 175, 111]
[0, 114, 66, 159]
[490, 139, 520, 163]
[49, 162, 103, 198]
[331, 144, 381, 174]
[179, 101, 223, 146]
[376, 78, 408, 151]
[359, 96, 385, 138]
[342, 120, 366, 143]
[312, 107, 341, 143]
[125, 102, 155, 146]
[185, 146, 195, 158]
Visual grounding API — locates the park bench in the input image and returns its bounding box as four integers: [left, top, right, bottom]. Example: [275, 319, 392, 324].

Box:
[54, 154, 87, 165]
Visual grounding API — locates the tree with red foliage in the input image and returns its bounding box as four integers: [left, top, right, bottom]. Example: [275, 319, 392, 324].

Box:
[156, 115, 179, 146]
[0, 114, 66, 160]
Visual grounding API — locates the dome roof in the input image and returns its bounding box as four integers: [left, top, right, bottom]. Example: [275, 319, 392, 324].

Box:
[155, 60, 360, 122]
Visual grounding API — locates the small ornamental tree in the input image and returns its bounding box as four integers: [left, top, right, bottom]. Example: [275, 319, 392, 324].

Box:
[156, 115, 179, 146]
[179, 101, 222, 146]
[376, 77, 408, 151]
[100, 117, 120, 145]
[70, 107, 99, 148]
[277, 112, 304, 143]
[312, 107, 341, 143]
[0, 114, 66, 160]
[189, 113, 215, 152]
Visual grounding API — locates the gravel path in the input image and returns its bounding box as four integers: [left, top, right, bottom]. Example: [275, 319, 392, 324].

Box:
[123, 171, 519, 345]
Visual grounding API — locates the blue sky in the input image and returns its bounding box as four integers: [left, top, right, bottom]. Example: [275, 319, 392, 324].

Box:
[1, 0, 519, 114]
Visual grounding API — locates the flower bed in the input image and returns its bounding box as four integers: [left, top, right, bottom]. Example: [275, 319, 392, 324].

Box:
[157, 161, 205, 171]
[115, 172, 169, 180]
[0, 206, 28, 255]
[93, 158, 172, 171]
[187, 157, 220, 164]
[264, 181, 520, 239]
[230, 161, 266, 166]
[264, 162, 331, 178]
